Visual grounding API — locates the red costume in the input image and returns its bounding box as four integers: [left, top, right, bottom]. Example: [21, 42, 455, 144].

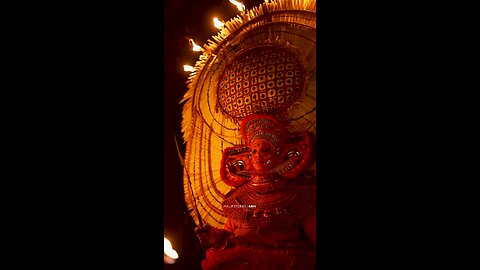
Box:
[199, 114, 316, 270]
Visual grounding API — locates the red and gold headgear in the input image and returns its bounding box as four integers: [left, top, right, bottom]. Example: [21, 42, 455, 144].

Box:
[241, 113, 286, 148]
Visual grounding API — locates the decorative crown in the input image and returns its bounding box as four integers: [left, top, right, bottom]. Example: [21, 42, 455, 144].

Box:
[241, 113, 286, 147]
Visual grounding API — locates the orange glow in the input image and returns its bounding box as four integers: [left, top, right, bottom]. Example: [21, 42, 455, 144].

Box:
[189, 38, 203, 52]
[183, 65, 195, 72]
[229, 0, 245, 12]
[213, 17, 225, 29]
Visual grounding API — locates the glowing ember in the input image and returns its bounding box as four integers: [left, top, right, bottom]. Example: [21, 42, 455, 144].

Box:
[213, 17, 225, 29]
[164, 237, 179, 260]
[189, 39, 203, 52]
[183, 65, 195, 72]
[229, 0, 245, 12]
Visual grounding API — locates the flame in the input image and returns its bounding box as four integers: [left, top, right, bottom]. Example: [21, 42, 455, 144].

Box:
[213, 17, 225, 29]
[164, 237, 179, 260]
[189, 38, 203, 52]
[165, 249, 179, 260]
[183, 65, 195, 72]
[229, 0, 245, 12]
[164, 237, 172, 250]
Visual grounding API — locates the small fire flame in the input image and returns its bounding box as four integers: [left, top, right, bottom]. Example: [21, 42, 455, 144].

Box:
[229, 0, 245, 12]
[213, 17, 225, 29]
[164, 237, 179, 264]
[189, 39, 203, 52]
[183, 65, 195, 72]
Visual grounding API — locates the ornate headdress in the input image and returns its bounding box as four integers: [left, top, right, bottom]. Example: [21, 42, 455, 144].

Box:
[181, 0, 316, 229]
[241, 113, 285, 148]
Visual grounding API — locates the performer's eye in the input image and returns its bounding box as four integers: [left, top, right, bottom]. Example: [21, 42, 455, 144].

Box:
[252, 150, 257, 154]
[261, 147, 271, 152]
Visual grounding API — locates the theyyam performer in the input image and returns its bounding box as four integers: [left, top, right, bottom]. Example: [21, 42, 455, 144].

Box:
[180, 1, 316, 269]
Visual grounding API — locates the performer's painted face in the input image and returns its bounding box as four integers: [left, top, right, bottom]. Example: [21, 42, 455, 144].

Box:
[250, 139, 277, 172]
